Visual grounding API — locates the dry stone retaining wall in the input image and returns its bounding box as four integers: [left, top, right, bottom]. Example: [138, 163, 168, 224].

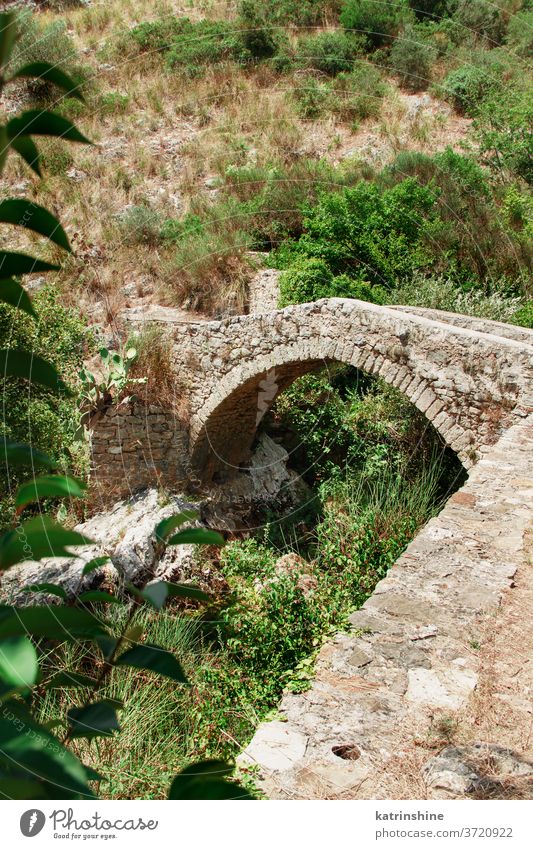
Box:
[89, 402, 190, 507]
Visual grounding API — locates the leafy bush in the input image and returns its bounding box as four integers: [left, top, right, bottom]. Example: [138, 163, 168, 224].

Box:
[452, 0, 509, 44]
[165, 20, 250, 75]
[293, 30, 365, 75]
[340, 0, 412, 48]
[99, 91, 130, 115]
[506, 9, 533, 57]
[274, 177, 437, 289]
[293, 75, 330, 118]
[220, 158, 348, 247]
[388, 273, 524, 321]
[389, 24, 438, 90]
[238, 0, 281, 59]
[474, 80, 533, 184]
[278, 257, 386, 306]
[408, 0, 452, 21]
[238, 0, 343, 26]
[384, 148, 530, 285]
[509, 301, 533, 328]
[329, 62, 387, 123]
[0, 289, 90, 528]
[442, 63, 499, 114]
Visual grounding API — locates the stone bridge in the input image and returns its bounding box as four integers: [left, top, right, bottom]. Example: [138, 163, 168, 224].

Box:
[86, 298, 533, 796]
[145, 298, 533, 482]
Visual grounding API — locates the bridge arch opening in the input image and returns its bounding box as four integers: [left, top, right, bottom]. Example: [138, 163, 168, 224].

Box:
[190, 349, 469, 484]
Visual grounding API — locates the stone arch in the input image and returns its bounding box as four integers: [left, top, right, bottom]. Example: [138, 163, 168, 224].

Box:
[189, 338, 465, 482]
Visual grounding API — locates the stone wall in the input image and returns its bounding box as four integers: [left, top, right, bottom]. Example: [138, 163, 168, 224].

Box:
[89, 402, 190, 508]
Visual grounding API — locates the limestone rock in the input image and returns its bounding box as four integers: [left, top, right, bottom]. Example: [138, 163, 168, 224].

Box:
[0, 489, 201, 603]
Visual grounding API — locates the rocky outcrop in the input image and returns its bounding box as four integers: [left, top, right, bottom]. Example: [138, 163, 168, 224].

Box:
[0, 489, 203, 603]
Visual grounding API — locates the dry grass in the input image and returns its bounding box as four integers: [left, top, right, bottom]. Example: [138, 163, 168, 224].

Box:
[0, 0, 475, 326]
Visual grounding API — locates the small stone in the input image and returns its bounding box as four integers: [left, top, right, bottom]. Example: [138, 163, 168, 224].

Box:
[237, 721, 308, 772]
[348, 648, 373, 668]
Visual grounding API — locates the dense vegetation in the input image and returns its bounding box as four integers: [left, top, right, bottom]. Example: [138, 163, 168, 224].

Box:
[0, 0, 531, 799]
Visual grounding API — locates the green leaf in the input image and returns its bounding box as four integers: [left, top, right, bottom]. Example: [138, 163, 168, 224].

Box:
[7, 110, 91, 145]
[67, 700, 120, 740]
[0, 200, 70, 251]
[0, 702, 95, 798]
[0, 778, 44, 800]
[0, 349, 68, 392]
[0, 278, 36, 317]
[0, 515, 91, 571]
[123, 623, 143, 644]
[0, 606, 109, 641]
[9, 62, 84, 101]
[154, 510, 199, 543]
[95, 635, 116, 660]
[0, 12, 18, 72]
[48, 671, 97, 689]
[0, 637, 38, 690]
[15, 474, 85, 511]
[82, 555, 110, 576]
[0, 439, 56, 470]
[23, 583, 68, 600]
[78, 590, 121, 605]
[168, 761, 254, 800]
[9, 136, 41, 176]
[167, 527, 224, 546]
[0, 126, 8, 175]
[0, 251, 59, 276]
[115, 643, 188, 683]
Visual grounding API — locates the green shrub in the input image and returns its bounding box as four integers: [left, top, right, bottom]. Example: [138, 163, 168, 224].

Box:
[238, 0, 343, 26]
[340, 0, 412, 48]
[408, 0, 452, 21]
[99, 91, 130, 115]
[0, 288, 90, 528]
[442, 63, 499, 114]
[221, 158, 346, 247]
[238, 0, 281, 59]
[506, 9, 533, 57]
[117, 204, 163, 246]
[278, 257, 386, 306]
[128, 17, 190, 53]
[452, 0, 509, 44]
[474, 80, 533, 184]
[388, 273, 524, 321]
[293, 75, 330, 118]
[166, 20, 250, 75]
[509, 301, 533, 328]
[275, 177, 437, 289]
[294, 30, 365, 75]
[389, 24, 438, 90]
[329, 61, 387, 123]
[384, 148, 530, 285]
